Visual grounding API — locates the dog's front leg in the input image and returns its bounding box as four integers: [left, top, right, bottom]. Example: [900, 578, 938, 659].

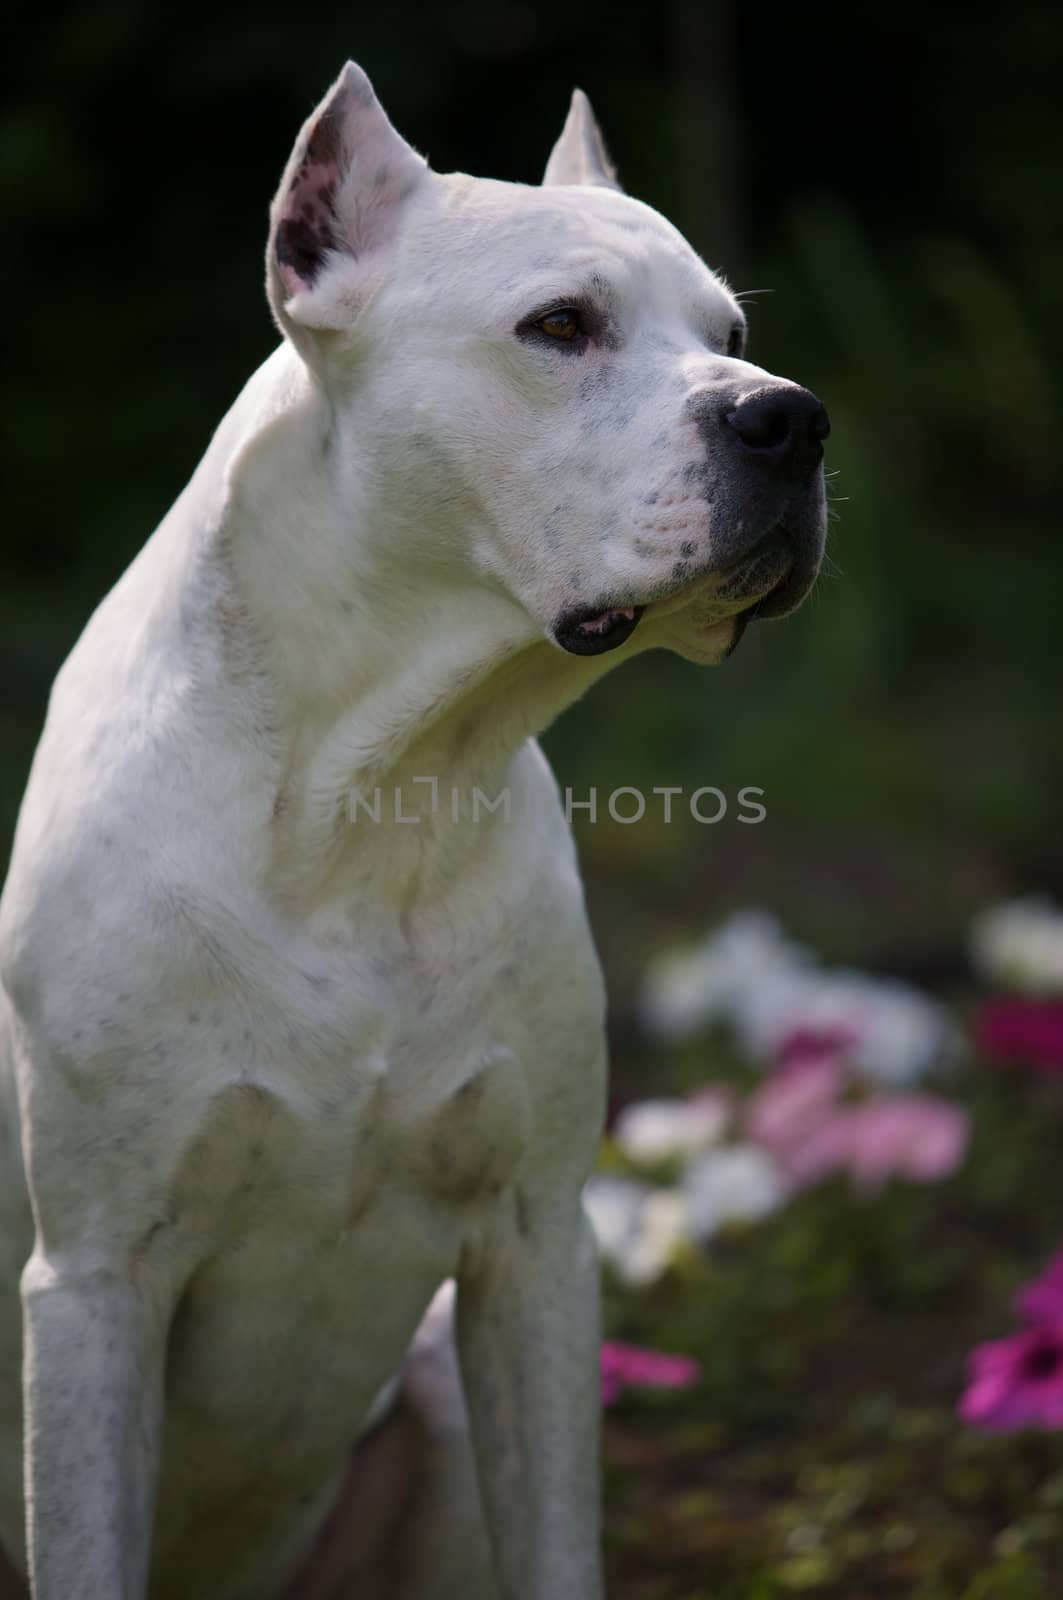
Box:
[21, 1255, 168, 1599]
[457, 1181, 603, 1600]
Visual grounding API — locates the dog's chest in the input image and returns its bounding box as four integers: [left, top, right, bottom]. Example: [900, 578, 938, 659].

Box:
[142, 835, 601, 1590]
[158, 931, 541, 1438]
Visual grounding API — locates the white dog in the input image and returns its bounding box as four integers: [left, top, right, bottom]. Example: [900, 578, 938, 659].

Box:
[0, 62, 828, 1600]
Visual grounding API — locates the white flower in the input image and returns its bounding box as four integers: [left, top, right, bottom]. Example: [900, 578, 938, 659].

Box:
[681, 1145, 787, 1241]
[583, 1176, 688, 1287]
[642, 908, 953, 1084]
[639, 945, 729, 1040]
[848, 979, 958, 1084]
[613, 1093, 731, 1164]
[727, 964, 820, 1061]
[971, 898, 1063, 996]
[732, 969, 953, 1085]
[583, 1175, 649, 1262]
[621, 1190, 689, 1286]
[640, 911, 809, 1040]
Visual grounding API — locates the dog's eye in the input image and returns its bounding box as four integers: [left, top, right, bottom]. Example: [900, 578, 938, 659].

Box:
[515, 303, 593, 352]
[536, 309, 582, 341]
[727, 325, 746, 359]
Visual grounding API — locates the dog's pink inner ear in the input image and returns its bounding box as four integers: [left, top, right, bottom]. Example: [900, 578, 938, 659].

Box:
[268, 63, 428, 333]
[275, 103, 345, 298]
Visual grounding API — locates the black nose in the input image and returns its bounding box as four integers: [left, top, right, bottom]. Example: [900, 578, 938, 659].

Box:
[723, 386, 830, 476]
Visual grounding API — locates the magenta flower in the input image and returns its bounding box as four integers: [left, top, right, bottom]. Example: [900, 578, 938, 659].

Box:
[600, 1341, 700, 1406]
[959, 1321, 1063, 1430]
[776, 1025, 859, 1070]
[1016, 1249, 1063, 1324]
[977, 998, 1063, 1072]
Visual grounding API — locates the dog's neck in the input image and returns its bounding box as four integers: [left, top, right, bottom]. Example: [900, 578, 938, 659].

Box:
[218, 346, 613, 893]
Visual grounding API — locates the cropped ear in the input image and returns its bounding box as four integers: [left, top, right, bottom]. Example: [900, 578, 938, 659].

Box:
[266, 62, 428, 352]
[542, 89, 622, 191]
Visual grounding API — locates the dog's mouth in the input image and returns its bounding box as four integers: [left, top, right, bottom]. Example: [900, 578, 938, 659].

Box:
[553, 603, 646, 656]
[551, 522, 815, 658]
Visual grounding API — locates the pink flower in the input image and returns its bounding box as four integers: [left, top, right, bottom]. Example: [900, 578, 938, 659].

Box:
[842, 1095, 970, 1191]
[977, 998, 1063, 1072]
[746, 1055, 847, 1166]
[959, 1321, 1063, 1430]
[783, 1108, 864, 1187]
[766, 1094, 969, 1192]
[600, 1341, 700, 1407]
[1016, 1250, 1063, 1324]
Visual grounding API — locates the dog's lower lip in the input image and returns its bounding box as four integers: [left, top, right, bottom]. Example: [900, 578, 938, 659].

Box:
[716, 525, 794, 604]
[553, 603, 646, 656]
[747, 573, 802, 620]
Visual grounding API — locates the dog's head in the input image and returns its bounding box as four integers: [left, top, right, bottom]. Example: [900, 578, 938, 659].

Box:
[267, 63, 828, 666]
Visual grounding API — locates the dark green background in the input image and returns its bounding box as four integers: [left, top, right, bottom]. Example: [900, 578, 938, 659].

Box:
[4, 1, 1062, 990]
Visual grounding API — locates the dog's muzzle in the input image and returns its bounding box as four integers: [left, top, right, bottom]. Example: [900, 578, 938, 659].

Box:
[552, 383, 830, 657]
